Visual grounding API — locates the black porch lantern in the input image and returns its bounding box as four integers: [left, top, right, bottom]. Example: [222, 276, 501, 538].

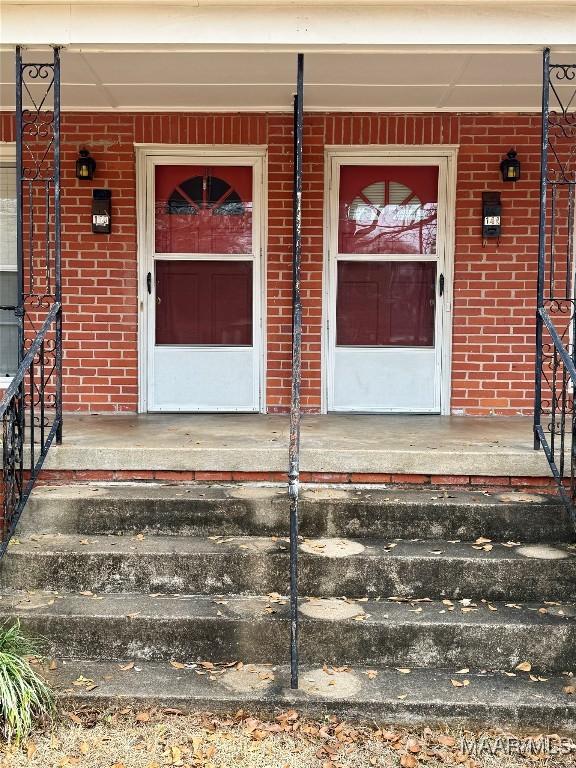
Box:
[500, 149, 520, 182]
[76, 148, 96, 180]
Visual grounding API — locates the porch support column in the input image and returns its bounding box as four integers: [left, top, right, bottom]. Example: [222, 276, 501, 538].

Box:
[54, 46, 63, 444]
[288, 52, 304, 690]
[534, 47, 550, 451]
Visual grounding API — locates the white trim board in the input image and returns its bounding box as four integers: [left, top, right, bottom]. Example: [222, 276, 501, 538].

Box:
[322, 145, 458, 415]
[3, 4, 576, 47]
[135, 144, 268, 413]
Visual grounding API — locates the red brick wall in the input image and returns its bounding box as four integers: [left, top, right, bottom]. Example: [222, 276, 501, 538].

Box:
[0, 112, 541, 415]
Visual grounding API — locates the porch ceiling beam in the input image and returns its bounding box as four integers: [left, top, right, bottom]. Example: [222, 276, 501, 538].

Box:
[1, 3, 575, 48]
[3, 45, 576, 54]
[3, 0, 576, 5]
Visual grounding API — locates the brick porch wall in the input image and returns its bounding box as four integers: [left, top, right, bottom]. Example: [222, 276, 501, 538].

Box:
[0, 112, 540, 415]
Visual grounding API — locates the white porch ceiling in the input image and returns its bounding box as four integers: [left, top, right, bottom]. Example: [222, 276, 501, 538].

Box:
[1, 48, 575, 112]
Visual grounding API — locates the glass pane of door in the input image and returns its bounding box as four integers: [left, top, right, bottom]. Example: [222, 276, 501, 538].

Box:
[155, 260, 253, 346]
[0, 272, 17, 376]
[0, 162, 17, 376]
[336, 261, 435, 346]
[155, 165, 253, 254]
[338, 165, 438, 255]
[336, 165, 438, 348]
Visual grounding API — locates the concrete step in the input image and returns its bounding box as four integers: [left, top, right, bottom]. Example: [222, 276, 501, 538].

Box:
[4, 591, 575, 671]
[3, 533, 576, 601]
[22, 483, 572, 542]
[43, 659, 576, 732]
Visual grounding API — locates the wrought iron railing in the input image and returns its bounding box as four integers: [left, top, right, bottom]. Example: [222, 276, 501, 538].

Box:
[534, 48, 576, 527]
[288, 53, 304, 689]
[1, 303, 62, 556]
[0, 46, 62, 556]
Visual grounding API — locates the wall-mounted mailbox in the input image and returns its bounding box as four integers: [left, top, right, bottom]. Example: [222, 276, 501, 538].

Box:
[482, 191, 502, 239]
[92, 189, 111, 234]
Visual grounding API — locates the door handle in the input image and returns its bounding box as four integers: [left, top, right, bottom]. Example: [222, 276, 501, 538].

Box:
[438, 273, 445, 297]
[147, 272, 152, 294]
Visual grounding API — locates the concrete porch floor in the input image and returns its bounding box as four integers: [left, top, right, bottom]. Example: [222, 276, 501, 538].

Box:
[43, 414, 553, 478]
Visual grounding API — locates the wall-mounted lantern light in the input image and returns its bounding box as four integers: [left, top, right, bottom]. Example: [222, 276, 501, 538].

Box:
[500, 149, 521, 182]
[76, 148, 96, 181]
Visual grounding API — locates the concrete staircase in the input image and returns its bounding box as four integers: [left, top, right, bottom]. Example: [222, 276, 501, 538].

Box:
[2, 482, 576, 730]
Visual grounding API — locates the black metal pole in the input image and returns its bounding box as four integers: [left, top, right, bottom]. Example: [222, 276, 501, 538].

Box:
[14, 46, 25, 480]
[534, 47, 550, 450]
[53, 46, 63, 444]
[288, 52, 303, 690]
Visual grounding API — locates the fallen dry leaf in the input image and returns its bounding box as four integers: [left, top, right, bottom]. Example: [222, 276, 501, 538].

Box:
[379, 730, 399, 741]
[406, 738, 421, 753]
[515, 661, 532, 672]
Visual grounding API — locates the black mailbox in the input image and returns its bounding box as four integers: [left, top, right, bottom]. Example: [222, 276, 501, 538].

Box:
[482, 191, 502, 239]
[92, 189, 112, 234]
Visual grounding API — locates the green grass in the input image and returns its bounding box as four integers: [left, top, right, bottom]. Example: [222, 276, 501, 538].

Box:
[0, 620, 54, 745]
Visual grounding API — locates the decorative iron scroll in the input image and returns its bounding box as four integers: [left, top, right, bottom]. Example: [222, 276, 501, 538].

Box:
[534, 49, 576, 525]
[0, 46, 62, 557]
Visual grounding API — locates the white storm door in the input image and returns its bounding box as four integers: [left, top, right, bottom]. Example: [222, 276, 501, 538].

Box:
[147, 160, 262, 412]
[329, 160, 447, 413]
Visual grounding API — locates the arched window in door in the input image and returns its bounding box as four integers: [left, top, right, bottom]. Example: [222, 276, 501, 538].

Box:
[338, 166, 438, 255]
[166, 174, 245, 217]
[155, 165, 253, 254]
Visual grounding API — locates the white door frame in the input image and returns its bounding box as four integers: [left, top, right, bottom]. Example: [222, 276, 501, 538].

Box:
[323, 145, 458, 415]
[135, 144, 268, 413]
